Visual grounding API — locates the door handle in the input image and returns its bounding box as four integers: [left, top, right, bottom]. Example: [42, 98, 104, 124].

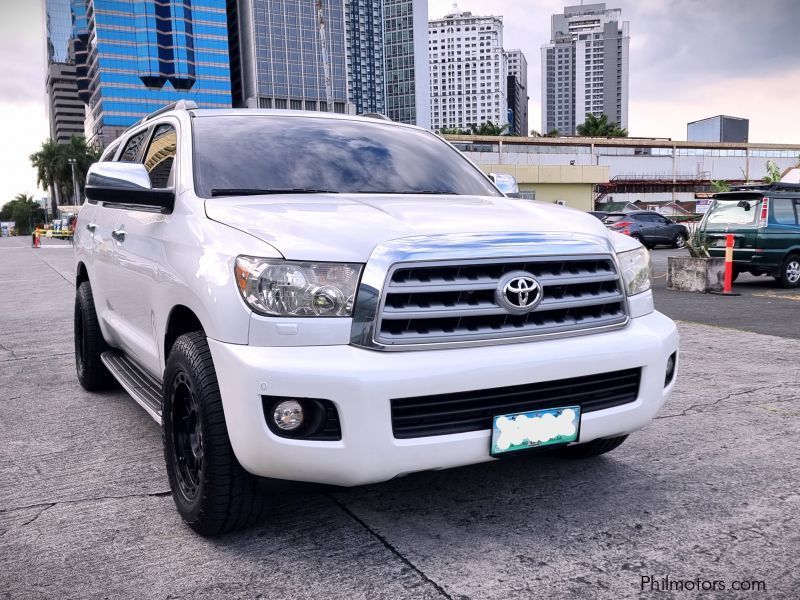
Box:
[86, 223, 97, 233]
[111, 229, 126, 242]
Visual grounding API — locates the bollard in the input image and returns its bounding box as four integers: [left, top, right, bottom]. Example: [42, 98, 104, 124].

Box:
[710, 233, 740, 296]
[723, 233, 734, 293]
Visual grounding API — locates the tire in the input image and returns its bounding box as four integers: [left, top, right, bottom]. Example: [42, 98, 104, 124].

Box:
[74, 281, 117, 391]
[554, 435, 628, 459]
[162, 331, 268, 536]
[673, 233, 687, 249]
[776, 255, 800, 289]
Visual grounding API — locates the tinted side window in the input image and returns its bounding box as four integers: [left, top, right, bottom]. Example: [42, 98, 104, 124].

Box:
[119, 130, 149, 162]
[100, 142, 120, 162]
[772, 198, 798, 225]
[143, 124, 177, 188]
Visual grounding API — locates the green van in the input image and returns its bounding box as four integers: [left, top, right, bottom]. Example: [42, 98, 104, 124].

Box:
[700, 183, 800, 288]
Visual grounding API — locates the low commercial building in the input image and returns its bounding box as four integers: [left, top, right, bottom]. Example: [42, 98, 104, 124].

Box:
[446, 134, 800, 209]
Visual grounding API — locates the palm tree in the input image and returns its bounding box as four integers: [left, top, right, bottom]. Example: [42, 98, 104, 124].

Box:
[576, 113, 628, 137]
[30, 139, 63, 219]
[59, 136, 102, 202]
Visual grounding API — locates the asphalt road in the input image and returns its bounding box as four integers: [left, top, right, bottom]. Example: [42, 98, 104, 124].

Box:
[650, 247, 800, 339]
[1, 237, 799, 599]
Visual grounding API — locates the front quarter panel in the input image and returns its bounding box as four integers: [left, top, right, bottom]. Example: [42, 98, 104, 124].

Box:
[153, 191, 283, 372]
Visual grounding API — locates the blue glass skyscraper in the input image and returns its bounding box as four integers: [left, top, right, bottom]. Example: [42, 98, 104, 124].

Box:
[75, 0, 232, 146]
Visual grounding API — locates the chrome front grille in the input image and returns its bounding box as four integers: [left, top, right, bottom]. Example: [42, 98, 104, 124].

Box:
[374, 255, 628, 347]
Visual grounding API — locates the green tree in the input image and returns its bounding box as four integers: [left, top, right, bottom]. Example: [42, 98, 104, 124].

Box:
[30, 136, 101, 216]
[467, 121, 509, 136]
[710, 180, 730, 193]
[0, 193, 44, 235]
[763, 160, 782, 184]
[30, 139, 63, 219]
[437, 126, 468, 135]
[57, 136, 102, 202]
[576, 113, 628, 137]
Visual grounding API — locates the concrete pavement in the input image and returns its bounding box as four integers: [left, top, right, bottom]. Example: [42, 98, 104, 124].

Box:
[1, 236, 798, 599]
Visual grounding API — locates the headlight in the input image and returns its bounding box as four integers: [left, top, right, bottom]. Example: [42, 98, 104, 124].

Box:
[617, 246, 651, 296]
[234, 257, 363, 317]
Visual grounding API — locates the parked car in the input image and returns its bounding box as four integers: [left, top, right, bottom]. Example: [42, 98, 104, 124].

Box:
[604, 211, 689, 249]
[700, 183, 800, 287]
[74, 102, 678, 535]
[588, 210, 609, 221]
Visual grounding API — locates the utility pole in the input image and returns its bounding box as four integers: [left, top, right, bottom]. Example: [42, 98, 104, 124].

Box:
[316, 0, 334, 112]
[68, 158, 79, 206]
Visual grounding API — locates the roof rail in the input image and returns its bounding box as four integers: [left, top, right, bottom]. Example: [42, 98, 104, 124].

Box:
[729, 182, 800, 192]
[137, 100, 199, 125]
[360, 112, 392, 122]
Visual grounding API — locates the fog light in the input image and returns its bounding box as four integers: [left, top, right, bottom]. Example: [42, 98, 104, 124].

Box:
[272, 399, 304, 431]
[665, 352, 677, 386]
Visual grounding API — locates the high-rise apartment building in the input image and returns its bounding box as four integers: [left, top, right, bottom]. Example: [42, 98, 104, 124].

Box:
[43, 0, 85, 143]
[73, 0, 232, 146]
[384, 0, 429, 127]
[228, 0, 349, 113]
[344, 0, 385, 115]
[504, 49, 528, 136]
[428, 6, 506, 132]
[541, 3, 629, 135]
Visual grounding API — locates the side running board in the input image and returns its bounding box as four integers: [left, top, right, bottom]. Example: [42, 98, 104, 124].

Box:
[101, 350, 163, 423]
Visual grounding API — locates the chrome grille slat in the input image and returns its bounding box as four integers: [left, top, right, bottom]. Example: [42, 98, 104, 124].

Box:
[374, 254, 629, 347]
[381, 289, 625, 319]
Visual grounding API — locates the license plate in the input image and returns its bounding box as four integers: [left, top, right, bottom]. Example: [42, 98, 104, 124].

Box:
[490, 406, 581, 456]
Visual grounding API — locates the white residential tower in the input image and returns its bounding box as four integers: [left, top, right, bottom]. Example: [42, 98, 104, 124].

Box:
[428, 5, 507, 131]
[541, 3, 629, 135]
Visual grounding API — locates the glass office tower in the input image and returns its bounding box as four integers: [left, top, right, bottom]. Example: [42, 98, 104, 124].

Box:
[43, 0, 86, 143]
[384, 0, 429, 127]
[229, 0, 349, 113]
[75, 0, 232, 146]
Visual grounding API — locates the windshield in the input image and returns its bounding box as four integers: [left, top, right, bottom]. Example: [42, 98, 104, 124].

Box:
[705, 198, 760, 226]
[192, 115, 501, 198]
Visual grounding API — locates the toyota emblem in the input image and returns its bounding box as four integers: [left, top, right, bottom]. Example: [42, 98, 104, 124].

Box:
[495, 271, 543, 314]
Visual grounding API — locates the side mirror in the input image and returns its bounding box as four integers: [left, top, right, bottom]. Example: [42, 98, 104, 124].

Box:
[85, 162, 175, 212]
[489, 172, 520, 198]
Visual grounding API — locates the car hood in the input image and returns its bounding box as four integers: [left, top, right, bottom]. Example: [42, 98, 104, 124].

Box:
[205, 193, 620, 262]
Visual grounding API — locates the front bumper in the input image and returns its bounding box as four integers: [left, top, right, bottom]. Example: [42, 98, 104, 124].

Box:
[208, 310, 678, 487]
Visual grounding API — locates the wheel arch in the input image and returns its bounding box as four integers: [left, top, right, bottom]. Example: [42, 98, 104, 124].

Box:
[76, 261, 89, 287]
[164, 305, 206, 361]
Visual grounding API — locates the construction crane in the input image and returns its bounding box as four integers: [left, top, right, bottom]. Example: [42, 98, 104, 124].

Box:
[316, 0, 334, 112]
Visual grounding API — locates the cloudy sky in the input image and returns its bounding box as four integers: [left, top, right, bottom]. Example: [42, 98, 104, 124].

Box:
[1, 0, 799, 204]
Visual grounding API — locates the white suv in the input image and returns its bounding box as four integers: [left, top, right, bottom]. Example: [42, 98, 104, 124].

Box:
[74, 102, 678, 535]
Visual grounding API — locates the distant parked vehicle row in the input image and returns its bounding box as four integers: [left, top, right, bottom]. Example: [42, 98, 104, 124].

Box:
[603, 211, 689, 249]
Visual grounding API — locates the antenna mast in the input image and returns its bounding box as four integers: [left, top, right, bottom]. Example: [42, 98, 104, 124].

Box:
[316, 0, 334, 112]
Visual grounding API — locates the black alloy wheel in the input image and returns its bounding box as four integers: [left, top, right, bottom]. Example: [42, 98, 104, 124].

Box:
[170, 371, 203, 502]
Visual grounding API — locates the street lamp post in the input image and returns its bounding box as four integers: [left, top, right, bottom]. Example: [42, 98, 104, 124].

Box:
[68, 158, 79, 206]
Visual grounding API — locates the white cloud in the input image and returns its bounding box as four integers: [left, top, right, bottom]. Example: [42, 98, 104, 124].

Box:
[0, 0, 49, 204]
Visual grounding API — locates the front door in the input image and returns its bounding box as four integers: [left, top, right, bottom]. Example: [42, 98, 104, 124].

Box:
[108, 122, 178, 377]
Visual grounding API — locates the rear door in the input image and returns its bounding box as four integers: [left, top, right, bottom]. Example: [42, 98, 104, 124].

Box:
[91, 130, 151, 346]
[701, 194, 761, 259]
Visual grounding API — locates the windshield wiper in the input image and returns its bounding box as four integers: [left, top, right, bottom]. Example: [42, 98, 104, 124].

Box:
[353, 190, 459, 195]
[210, 188, 337, 197]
